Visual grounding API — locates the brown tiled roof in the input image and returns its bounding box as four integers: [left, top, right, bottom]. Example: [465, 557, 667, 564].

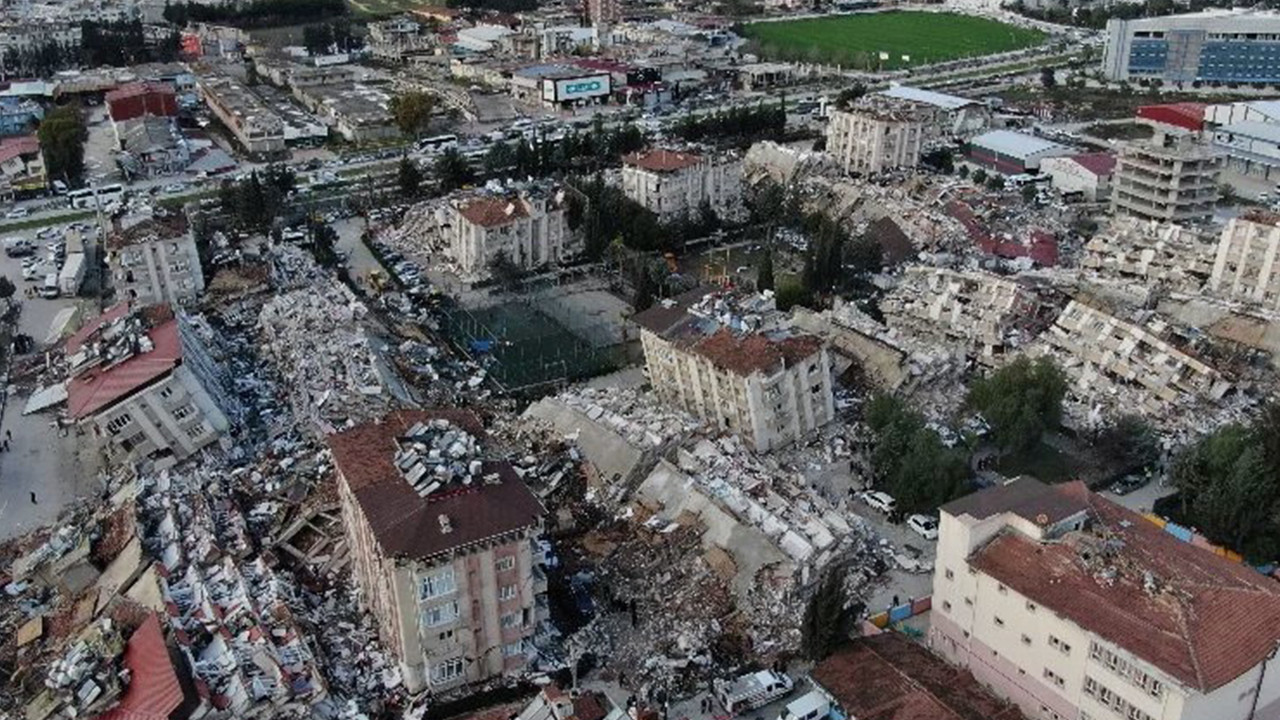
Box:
[692, 329, 822, 376]
[458, 196, 529, 228]
[811, 634, 1025, 720]
[328, 410, 543, 561]
[631, 287, 710, 335]
[941, 477, 1087, 527]
[623, 148, 702, 173]
[969, 484, 1280, 692]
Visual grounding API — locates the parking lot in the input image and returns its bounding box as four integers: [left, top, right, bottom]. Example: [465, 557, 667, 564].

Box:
[846, 493, 939, 615]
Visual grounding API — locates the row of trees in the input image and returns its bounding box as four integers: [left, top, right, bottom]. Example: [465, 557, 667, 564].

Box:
[162, 0, 345, 28]
[482, 123, 647, 179]
[670, 103, 786, 145]
[1171, 404, 1280, 560]
[3, 21, 181, 75]
[217, 165, 297, 232]
[38, 105, 87, 185]
[301, 20, 360, 56]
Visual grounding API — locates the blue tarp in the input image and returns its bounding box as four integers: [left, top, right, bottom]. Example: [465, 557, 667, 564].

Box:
[1164, 522, 1193, 543]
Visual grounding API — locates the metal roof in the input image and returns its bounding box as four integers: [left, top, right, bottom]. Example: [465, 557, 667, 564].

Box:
[881, 84, 977, 111]
[970, 130, 1069, 160]
[1217, 120, 1280, 143]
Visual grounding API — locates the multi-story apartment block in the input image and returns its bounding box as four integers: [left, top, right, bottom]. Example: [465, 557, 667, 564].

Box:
[1112, 131, 1223, 223]
[881, 267, 1046, 362]
[196, 72, 285, 154]
[0, 97, 43, 137]
[633, 289, 834, 452]
[826, 95, 933, 175]
[621, 148, 744, 223]
[447, 188, 571, 280]
[0, 135, 46, 196]
[1081, 216, 1216, 293]
[66, 304, 233, 467]
[1207, 213, 1280, 312]
[1103, 9, 1280, 86]
[585, 0, 621, 25]
[367, 17, 432, 62]
[329, 410, 547, 695]
[107, 217, 205, 307]
[931, 478, 1280, 720]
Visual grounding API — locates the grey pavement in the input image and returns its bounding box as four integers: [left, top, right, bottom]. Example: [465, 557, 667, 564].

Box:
[0, 396, 101, 542]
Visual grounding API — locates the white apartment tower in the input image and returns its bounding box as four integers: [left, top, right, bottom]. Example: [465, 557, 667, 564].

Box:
[621, 148, 744, 223]
[448, 187, 571, 281]
[826, 96, 932, 175]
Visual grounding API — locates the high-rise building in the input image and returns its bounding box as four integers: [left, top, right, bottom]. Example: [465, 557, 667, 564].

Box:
[1103, 9, 1280, 86]
[1112, 131, 1223, 223]
[621, 148, 744, 224]
[826, 96, 932, 175]
[584, 0, 620, 26]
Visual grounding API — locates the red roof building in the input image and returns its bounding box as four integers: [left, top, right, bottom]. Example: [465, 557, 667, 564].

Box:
[622, 148, 702, 173]
[97, 614, 185, 720]
[1136, 102, 1206, 133]
[106, 83, 179, 124]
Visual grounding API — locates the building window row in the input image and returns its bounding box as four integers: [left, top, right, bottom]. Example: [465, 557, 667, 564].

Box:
[499, 583, 518, 601]
[106, 412, 133, 435]
[496, 556, 516, 572]
[430, 657, 464, 685]
[1088, 642, 1164, 699]
[420, 567, 456, 600]
[1048, 634, 1072, 655]
[1083, 676, 1154, 720]
[1043, 667, 1065, 689]
[422, 600, 460, 627]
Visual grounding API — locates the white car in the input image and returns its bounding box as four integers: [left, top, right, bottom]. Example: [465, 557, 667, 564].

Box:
[907, 514, 939, 541]
[861, 490, 897, 515]
[5, 207, 29, 219]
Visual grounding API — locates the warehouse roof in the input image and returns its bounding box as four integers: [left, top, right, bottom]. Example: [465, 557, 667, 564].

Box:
[1216, 120, 1280, 144]
[969, 130, 1068, 160]
[881, 84, 978, 111]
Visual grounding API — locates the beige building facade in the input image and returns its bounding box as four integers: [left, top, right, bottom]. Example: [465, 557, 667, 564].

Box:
[1112, 132, 1223, 223]
[108, 224, 206, 308]
[621, 148, 744, 223]
[1208, 213, 1280, 312]
[448, 189, 570, 280]
[930, 479, 1280, 720]
[826, 97, 932, 175]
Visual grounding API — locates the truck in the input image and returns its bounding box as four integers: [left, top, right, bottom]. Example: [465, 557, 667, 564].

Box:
[58, 252, 85, 296]
[776, 691, 829, 720]
[714, 670, 794, 715]
[3, 236, 33, 256]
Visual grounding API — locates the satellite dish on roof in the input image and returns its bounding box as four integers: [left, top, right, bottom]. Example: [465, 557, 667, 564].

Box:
[1036, 513, 1050, 525]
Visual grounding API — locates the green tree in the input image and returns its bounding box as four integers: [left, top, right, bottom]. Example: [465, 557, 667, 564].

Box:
[865, 393, 970, 513]
[484, 141, 516, 176]
[971, 167, 987, 185]
[488, 250, 525, 291]
[835, 82, 868, 110]
[434, 148, 474, 192]
[800, 568, 847, 661]
[1172, 423, 1276, 554]
[389, 90, 436, 138]
[774, 277, 811, 311]
[1040, 66, 1057, 89]
[236, 171, 269, 230]
[38, 105, 87, 184]
[986, 174, 1005, 191]
[845, 234, 883, 275]
[632, 264, 656, 311]
[756, 247, 775, 292]
[307, 218, 339, 267]
[0, 276, 15, 300]
[965, 356, 1068, 453]
[1093, 414, 1160, 472]
[397, 156, 423, 198]
[1021, 183, 1038, 203]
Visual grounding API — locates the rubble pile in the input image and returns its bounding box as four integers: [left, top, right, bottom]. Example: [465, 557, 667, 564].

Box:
[258, 279, 393, 434]
[553, 386, 703, 457]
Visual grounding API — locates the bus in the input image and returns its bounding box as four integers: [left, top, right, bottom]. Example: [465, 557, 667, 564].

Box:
[415, 134, 458, 153]
[67, 184, 124, 209]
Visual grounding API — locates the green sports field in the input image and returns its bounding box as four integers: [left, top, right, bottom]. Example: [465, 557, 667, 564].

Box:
[741, 12, 1045, 69]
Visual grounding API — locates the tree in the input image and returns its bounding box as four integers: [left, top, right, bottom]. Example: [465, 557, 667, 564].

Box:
[484, 141, 516, 176]
[632, 264, 656, 311]
[1021, 183, 1038, 203]
[756, 247, 774, 292]
[800, 568, 847, 661]
[1172, 423, 1276, 555]
[1093, 414, 1160, 473]
[986, 174, 1005, 191]
[1040, 66, 1057, 89]
[844, 235, 883, 276]
[38, 105, 87, 184]
[865, 393, 971, 514]
[307, 218, 339, 267]
[389, 90, 436, 138]
[488, 250, 525, 291]
[397, 156, 423, 198]
[971, 168, 987, 185]
[434, 148, 474, 192]
[835, 82, 868, 110]
[0, 276, 14, 300]
[965, 356, 1068, 453]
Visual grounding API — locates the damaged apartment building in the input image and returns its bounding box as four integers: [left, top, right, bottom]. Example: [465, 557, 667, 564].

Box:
[825, 95, 933, 175]
[621, 148, 745, 224]
[329, 410, 548, 695]
[433, 184, 572, 282]
[106, 215, 206, 307]
[931, 478, 1280, 720]
[634, 289, 834, 453]
[64, 303, 236, 467]
[881, 267, 1050, 363]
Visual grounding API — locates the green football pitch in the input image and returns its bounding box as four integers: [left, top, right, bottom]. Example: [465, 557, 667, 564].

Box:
[741, 12, 1046, 69]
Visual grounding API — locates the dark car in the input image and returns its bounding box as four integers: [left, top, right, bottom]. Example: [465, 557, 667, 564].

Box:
[1111, 474, 1151, 496]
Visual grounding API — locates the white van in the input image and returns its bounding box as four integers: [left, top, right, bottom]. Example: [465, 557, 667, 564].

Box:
[777, 691, 829, 720]
[38, 273, 59, 299]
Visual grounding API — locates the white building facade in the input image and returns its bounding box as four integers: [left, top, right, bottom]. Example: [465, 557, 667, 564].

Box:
[826, 97, 932, 175]
[447, 189, 570, 280]
[621, 148, 744, 223]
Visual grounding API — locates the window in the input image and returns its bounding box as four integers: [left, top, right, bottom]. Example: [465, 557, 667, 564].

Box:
[119, 432, 146, 453]
[172, 404, 194, 421]
[499, 584, 517, 601]
[502, 641, 524, 657]
[106, 413, 133, 435]
[430, 657, 464, 685]
[185, 423, 207, 439]
[500, 611, 522, 629]
[945, 568, 955, 580]
[422, 601, 459, 627]
[994, 616, 1005, 627]
[159, 386, 175, 400]
[997, 583, 1008, 594]
[438, 630, 455, 642]
[1049, 635, 1061, 649]
[421, 567, 456, 600]
[1026, 601, 1037, 612]
[496, 556, 515, 572]
[1043, 668, 1065, 688]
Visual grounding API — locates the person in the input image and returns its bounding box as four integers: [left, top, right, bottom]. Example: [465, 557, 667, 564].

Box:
[892, 594, 899, 607]
[29, 491, 36, 504]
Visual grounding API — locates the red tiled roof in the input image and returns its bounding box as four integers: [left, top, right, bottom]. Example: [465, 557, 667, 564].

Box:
[105, 82, 175, 103]
[969, 483, 1280, 692]
[0, 134, 39, 165]
[458, 196, 529, 227]
[97, 614, 184, 720]
[623, 148, 702, 173]
[692, 328, 823, 376]
[67, 318, 183, 420]
[67, 303, 132, 355]
[1067, 152, 1116, 177]
[811, 633, 1025, 720]
[328, 410, 544, 561]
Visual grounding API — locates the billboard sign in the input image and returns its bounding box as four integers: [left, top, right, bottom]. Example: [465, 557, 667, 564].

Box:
[552, 74, 610, 102]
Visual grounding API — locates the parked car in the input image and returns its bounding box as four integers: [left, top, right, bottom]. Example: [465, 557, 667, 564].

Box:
[861, 490, 897, 515]
[777, 690, 829, 720]
[715, 670, 794, 715]
[1110, 474, 1150, 496]
[906, 514, 939, 541]
[5, 207, 29, 219]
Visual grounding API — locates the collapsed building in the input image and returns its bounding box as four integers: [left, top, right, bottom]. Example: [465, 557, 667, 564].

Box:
[64, 303, 236, 468]
[1081, 216, 1216, 297]
[328, 410, 548, 695]
[1208, 213, 1280, 313]
[106, 214, 206, 308]
[257, 278, 394, 434]
[881, 267, 1050, 363]
[1035, 300, 1232, 419]
[633, 289, 835, 453]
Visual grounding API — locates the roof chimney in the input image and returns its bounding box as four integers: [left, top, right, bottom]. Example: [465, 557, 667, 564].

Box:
[438, 514, 453, 534]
